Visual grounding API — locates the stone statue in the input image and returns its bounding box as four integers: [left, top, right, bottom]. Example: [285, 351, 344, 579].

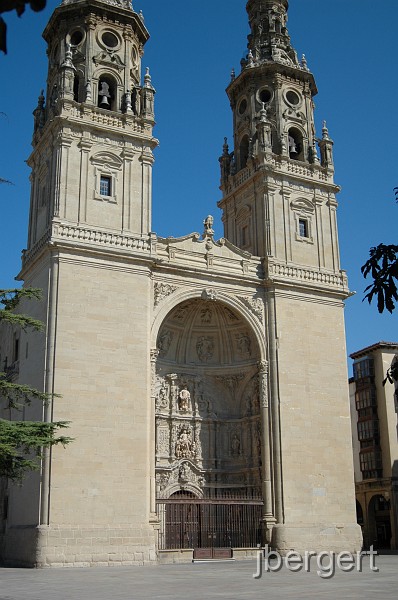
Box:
[178, 386, 191, 412]
[175, 429, 193, 459]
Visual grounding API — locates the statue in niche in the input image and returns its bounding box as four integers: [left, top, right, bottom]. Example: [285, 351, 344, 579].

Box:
[156, 385, 169, 411]
[175, 428, 194, 459]
[179, 462, 191, 483]
[178, 386, 191, 412]
[158, 329, 173, 357]
[236, 333, 252, 357]
[196, 336, 214, 362]
[231, 433, 241, 457]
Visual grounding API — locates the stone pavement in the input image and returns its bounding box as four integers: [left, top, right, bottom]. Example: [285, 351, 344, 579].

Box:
[0, 556, 397, 600]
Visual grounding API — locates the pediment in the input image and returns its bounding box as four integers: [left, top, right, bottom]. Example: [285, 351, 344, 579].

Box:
[158, 233, 251, 260]
[290, 197, 315, 214]
[90, 151, 123, 169]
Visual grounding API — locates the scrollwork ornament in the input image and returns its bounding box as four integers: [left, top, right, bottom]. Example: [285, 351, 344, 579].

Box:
[154, 282, 177, 307]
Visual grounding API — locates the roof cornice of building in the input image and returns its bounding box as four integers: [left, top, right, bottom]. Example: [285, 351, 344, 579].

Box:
[350, 341, 398, 360]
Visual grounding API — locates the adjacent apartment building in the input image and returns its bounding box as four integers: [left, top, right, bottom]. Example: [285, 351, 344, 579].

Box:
[350, 342, 398, 549]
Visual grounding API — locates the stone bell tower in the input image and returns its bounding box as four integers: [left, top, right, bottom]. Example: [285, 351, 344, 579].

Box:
[28, 0, 157, 248]
[218, 0, 362, 553]
[3, 0, 159, 567]
[219, 0, 336, 264]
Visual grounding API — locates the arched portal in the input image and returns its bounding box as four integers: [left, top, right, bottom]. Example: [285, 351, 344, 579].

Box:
[154, 298, 264, 552]
[367, 494, 392, 549]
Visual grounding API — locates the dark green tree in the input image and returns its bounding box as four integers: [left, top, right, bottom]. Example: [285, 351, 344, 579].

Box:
[0, 288, 71, 482]
[362, 189, 398, 314]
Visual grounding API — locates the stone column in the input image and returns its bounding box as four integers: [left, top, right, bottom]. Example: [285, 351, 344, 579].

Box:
[149, 349, 159, 518]
[78, 137, 93, 223]
[258, 360, 276, 541]
[40, 251, 60, 526]
[267, 290, 283, 524]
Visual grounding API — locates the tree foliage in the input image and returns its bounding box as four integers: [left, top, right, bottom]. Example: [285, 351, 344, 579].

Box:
[0, 288, 72, 482]
[361, 244, 398, 313]
[361, 190, 398, 314]
[382, 360, 398, 387]
[0, 1, 46, 54]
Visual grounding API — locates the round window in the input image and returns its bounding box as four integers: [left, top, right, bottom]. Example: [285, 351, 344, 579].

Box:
[286, 90, 300, 106]
[238, 98, 247, 115]
[259, 89, 272, 104]
[69, 29, 84, 46]
[102, 31, 119, 48]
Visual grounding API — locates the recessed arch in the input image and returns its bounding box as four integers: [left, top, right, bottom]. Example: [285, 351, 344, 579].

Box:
[151, 288, 266, 360]
[153, 295, 266, 550]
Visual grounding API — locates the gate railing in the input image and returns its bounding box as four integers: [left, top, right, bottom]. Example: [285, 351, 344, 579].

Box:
[156, 499, 264, 551]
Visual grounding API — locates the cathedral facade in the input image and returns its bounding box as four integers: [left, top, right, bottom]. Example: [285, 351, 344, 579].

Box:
[0, 0, 362, 566]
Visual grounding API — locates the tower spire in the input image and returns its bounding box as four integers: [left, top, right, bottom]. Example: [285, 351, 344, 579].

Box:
[246, 0, 299, 67]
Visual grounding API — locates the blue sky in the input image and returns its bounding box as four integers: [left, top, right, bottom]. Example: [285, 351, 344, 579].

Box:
[0, 0, 397, 368]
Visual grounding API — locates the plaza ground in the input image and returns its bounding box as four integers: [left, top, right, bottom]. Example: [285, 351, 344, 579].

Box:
[0, 555, 397, 599]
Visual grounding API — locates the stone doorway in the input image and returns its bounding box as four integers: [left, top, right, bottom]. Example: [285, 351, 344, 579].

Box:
[153, 298, 263, 550]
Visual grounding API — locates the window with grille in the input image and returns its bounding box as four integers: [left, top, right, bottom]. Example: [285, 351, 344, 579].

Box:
[298, 218, 308, 238]
[359, 449, 382, 479]
[100, 175, 111, 197]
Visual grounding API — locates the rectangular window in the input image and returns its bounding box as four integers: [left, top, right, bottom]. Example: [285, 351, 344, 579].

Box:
[100, 175, 112, 197]
[359, 449, 382, 479]
[353, 358, 375, 380]
[298, 218, 308, 238]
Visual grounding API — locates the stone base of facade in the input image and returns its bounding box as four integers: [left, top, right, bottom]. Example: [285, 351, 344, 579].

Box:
[1, 524, 157, 568]
[271, 523, 363, 555]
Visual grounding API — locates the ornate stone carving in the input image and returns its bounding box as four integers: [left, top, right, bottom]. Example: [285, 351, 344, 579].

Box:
[201, 288, 218, 301]
[150, 349, 159, 392]
[157, 329, 173, 358]
[173, 303, 191, 322]
[156, 472, 170, 491]
[196, 336, 215, 362]
[154, 282, 177, 307]
[178, 386, 191, 412]
[216, 374, 245, 394]
[178, 462, 192, 483]
[175, 428, 195, 459]
[231, 433, 241, 457]
[258, 360, 269, 408]
[239, 296, 264, 324]
[224, 307, 238, 322]
[235, 332, 252, 358]
[156, 428, 169, 454]
[200, 306, 213, 324]
[155, 383, 169, 411]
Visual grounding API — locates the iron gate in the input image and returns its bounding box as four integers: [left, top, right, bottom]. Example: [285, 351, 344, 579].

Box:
[156, 497, 263, 550]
